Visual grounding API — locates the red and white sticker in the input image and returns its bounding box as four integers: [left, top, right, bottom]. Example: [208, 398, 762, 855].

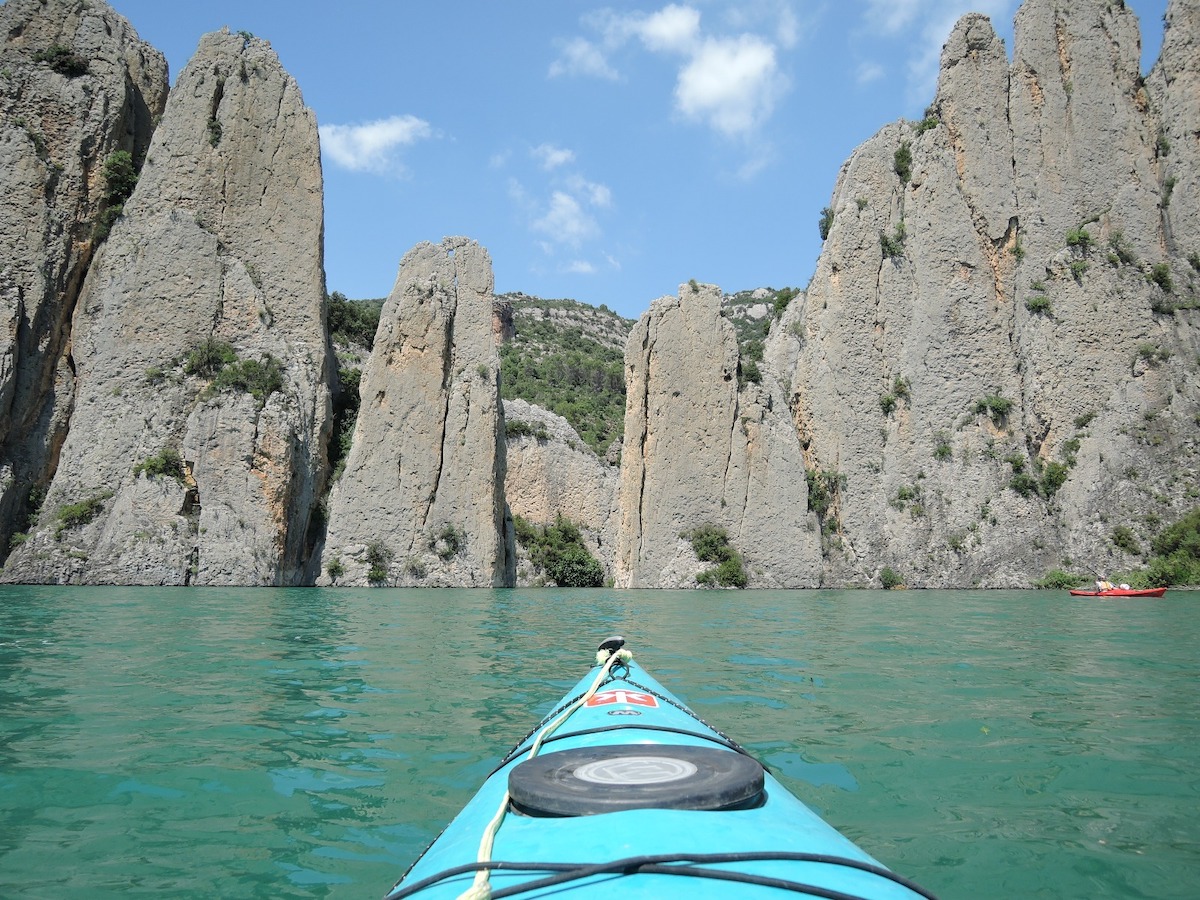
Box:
[586, 689, 658, 708]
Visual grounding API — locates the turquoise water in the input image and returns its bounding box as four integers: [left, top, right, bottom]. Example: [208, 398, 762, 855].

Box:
[1, 586, 1197, 899]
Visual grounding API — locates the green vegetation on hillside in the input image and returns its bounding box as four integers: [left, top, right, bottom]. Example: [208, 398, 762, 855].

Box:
[329, 367, 360, 480]
[499, 299, 629, 456]
[722, 288, 799, 390]
[722, 287, 797, 347]
[513, 513, 605, 587]
[328, 291, 382, 348]
[326, 292, 382, 479]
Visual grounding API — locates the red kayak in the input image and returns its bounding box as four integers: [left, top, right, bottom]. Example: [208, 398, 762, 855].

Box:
[1068, 587, 1167, 597]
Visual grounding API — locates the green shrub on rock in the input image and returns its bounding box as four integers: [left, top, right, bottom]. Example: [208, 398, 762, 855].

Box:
[893, 141, 912, 183]
[365, 540, 393, 584]
[975, 393, 1012, 424]
[1035, 569, 1088, 589]
[1025, 294, 1052, 315]
[505, 419, 550, 442]
[512, 514, 604, 587]
[326, 557, 344, 581]
[211, 354, 284, 405]
[133, 448, 186, 482]
[1134, 508, 1200, 586]
[685, 524, 747, 588]
[547, 546, 605, 588]
[430, 524, 463, 561]
[34, 45, 89, 77]
[54, 491, 114, 539]
[818, 207, 834, 240]
[184, 339, 238, 377]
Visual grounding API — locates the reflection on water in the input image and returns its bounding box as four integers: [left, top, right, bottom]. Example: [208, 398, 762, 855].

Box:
[0, 586, 1197, 899]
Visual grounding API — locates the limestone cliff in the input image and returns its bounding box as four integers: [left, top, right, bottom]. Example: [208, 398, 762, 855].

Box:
[318, 238, 511, 587]
[766, 0, 1199, 587]
[614, 283, 819, 588]
[504, 397, 619, 583]
[2, 28, 332, 585]
[0, 0, 1194, 590]
[0, 0, 167, 560]
[1147, 0, 1200, 271]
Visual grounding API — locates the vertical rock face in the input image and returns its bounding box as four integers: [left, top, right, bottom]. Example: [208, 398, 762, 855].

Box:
[770, 0, 1199, 587]
[2, 28, 331, 585]
[1147, 0, 1200, 266]
[319, 238, 511, 587]
[503, 397, 619, 582]
[0, 0, 167, 559]
[614, 283, 819, 588]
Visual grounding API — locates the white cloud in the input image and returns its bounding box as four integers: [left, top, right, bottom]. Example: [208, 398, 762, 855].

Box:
[722, 0, 803, 50]
[532, 143, 576, 170]
[533, 191, 599, 248]
[564, 259, 598, 275]
[735, 145, 775, 181]
[549, 37, 618, 79]
[856, 61, 885, 85]
[566, 175, 613, 208]
[775, 6, 799, 49]
[509, 154, 613, 258]
[864, 0, 923, 35]
[507, 177, 531, 209]
[319, 115, 433, 175]
[676, 35, 785, 136]
[631, 4, 702, 53]
[555, 4, 791, 141]
[553, 7, 700, 74]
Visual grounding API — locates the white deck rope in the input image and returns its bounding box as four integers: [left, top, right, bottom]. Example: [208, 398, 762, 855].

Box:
[456, 646, 633, 900]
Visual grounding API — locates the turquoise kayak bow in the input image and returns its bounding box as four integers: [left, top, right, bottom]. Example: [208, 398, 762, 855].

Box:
[384, 637, 937, 899]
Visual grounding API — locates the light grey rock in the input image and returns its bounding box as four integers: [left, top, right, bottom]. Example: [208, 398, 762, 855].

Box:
[505, 294, 634, 351]
[614, 282, 820, 588]
[2, 28, 331, 585]
[0, 0, 167, 559]
[768, 0, 1200, 588]
[318, 238, 511, 587]
[503, 397, 618, 583]
[1147, 0, 1200, 284]
[1010, 0, 1161, 264]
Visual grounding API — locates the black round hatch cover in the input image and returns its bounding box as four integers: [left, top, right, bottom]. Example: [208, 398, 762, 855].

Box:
[508, 744, 764, 816]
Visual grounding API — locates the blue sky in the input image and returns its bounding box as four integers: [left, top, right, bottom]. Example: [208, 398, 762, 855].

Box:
[105, 1, 1169, 320]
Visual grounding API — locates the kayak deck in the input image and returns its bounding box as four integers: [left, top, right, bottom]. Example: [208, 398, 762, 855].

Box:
[384, 643, 934, 898]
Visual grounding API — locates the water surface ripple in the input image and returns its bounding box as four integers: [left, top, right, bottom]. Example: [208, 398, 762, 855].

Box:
[1, 586, 1196, 898]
